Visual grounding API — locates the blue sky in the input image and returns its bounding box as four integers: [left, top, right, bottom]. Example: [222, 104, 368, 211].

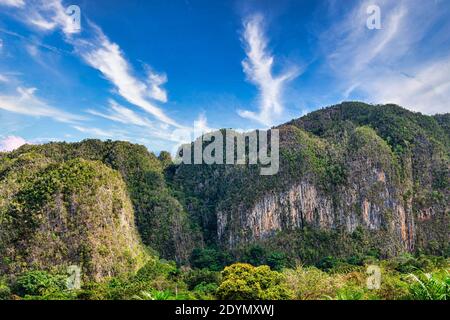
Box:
[0, 0, 449, 153]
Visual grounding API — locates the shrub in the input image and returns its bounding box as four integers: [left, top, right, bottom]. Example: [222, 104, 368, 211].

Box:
[316, 256, 340, 272]
[375, 271, 409, 300]
[13, 270, 66, 297]
[193, 282, 218, 299]
[80, 257, 185, 300]
[76, 282, 109, 300]
[284, 266, 343, 300]
[22, 290, 77, 300]
[216, 263, 292, 300]
[0, 284, 11, 300]
[267, 252, 290, 271]
[183, 268, 220, 291]
[242, 246, 267, 266]
[135, 258, 177, 283]
[190, 248, 231, 271]
[386, 254, 442, 273]
[347, 255, 364, 266]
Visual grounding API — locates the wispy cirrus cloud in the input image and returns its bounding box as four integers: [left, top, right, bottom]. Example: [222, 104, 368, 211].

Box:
[146, 67, 168, 103]
[0, 0, 76, 35]
[86, 99, 155, 128]
[2, 0, 180, 128]
[86, 100, 201, 148]
[20, 0, 79, 35]
[0, 0, 199, 153]
[322, 0, 407, 75]
[0, 0, 24, 8]
[67, 19, 179, 128]
[72, 25, 179, 127]
[0, 86, 84, 123]
[321, 0, 450, 114]
[237, 14, 299, 126]
[71, 125, 123, 138]
[368, 58, 450, 115]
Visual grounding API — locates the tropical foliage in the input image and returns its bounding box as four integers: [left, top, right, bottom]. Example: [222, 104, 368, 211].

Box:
[0, 102, 448, 300]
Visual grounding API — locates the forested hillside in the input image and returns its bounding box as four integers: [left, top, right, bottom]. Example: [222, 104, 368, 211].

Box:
[173, 102, 449, 263]
[0, 102, 448, 300]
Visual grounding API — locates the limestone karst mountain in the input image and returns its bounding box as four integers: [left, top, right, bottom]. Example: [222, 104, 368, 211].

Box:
[173, 102, 449, 261]
[0, 102, 448, 278]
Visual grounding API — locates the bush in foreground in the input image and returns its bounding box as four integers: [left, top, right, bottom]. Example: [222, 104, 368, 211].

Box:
[216, 263, 292, 300]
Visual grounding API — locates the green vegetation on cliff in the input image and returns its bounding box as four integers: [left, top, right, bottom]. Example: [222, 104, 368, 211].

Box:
[0, 154, 147, 281]
[172, 102, 448, 260]
[0, 102, 448, 300]
[2, 140, 199, 262]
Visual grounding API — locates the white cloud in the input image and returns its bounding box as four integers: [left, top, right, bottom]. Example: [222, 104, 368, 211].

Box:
[0, 74, 8, 82]
[323, 0, 407, 75]
[28, 16, 57, 31]
[0, 135, 28, 152]
[237, 14, 299, 126]
[0, 87, 84, 123]
[71, 24, 180, 127]
[1, 0, 182, 135]
[21, 0, 80, 35]
[321, 0, 450, 114]
[146, 68, 168, 103]
[72, 125, 120, 138]
[0, 0, 24, 8]
[87, 99, 155, 128]
[368, 58, 450, 114]
[193, 113, 215, 137]
[86, 99, 188, 144]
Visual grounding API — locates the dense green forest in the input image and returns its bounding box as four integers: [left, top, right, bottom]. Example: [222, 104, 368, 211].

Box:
[0, 254, 448, 300]
[0, 102, 448, 300]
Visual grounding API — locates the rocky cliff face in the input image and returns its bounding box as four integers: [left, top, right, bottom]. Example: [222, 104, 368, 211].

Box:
[3, 140, 198, 263]
[175, 102, 449, 259]
[0, 155, 148, 281]
[0, 102, 447, 270]
[218, 177, 415, 253]
[217, 126, 415, 253]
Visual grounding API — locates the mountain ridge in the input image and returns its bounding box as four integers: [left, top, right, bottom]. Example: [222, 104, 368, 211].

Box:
[0, 102, 448, 277]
